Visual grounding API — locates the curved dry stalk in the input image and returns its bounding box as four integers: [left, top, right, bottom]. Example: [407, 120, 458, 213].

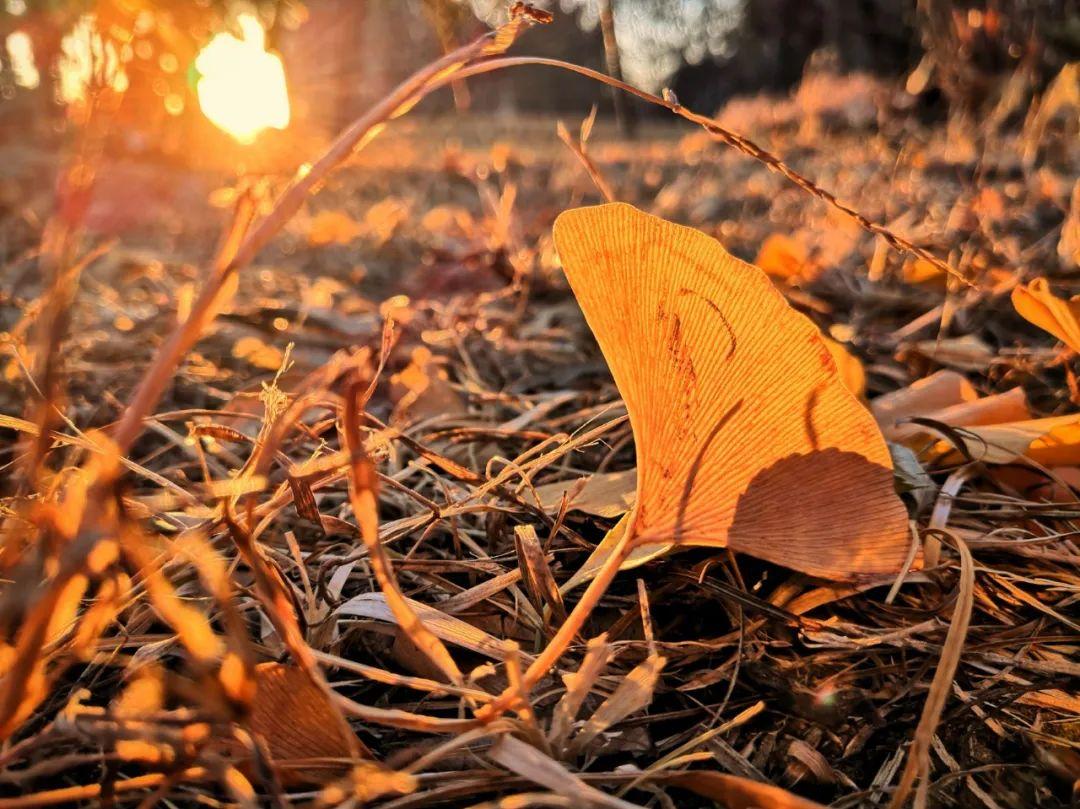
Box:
[556, 117, 615, 202]
[475, 519, 636, 723]
[342, 377, 465, 687]
[0, 768, 209, 809]
[449, 57, 966, 286]
[111, 16, 538, 454]
[887, 529, 974, 809]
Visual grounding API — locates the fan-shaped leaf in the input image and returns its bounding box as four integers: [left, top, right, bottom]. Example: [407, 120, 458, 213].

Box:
[554, 203, 909, 581]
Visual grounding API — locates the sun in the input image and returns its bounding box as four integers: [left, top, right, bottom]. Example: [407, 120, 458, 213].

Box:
[195, 13, 290, 144]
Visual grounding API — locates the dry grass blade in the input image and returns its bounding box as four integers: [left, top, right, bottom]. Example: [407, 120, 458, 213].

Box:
[0, 768, 209, 809]
[464, 795, 574, 809]
[569, 652, 665, 756]
[312, 649, 492, 703]
[657, 771, 828, 809]
[514, 525, 567, 625]
[335, 694, 479, 735]
[556, 109, 616, 203]
[342, 376, 464, 685]
[887, 530, 975, 809]
[548, 634, 613, 753]
[449, 57, 966, 285]
[488, 734, 643, 809]
[338, 592, 528, 663]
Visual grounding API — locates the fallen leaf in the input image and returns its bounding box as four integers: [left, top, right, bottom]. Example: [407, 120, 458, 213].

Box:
[554, 203, 910, 582]
[390, 346, 466, 424]
[532, 469, 638, 518]
[659, 770, 827, 809]
[246, 662, 363, 783]
[889, 443, 934, 498]
[113, 666, 170, 763]
[1017, 688, 1080, 715]
[902, 257, 946, 286]
[871, 370, 977, 428]
[363, 197, 409, 246]
[232, 336, 284, 370]
[943, 413, 1080, 465]
[908, 334, 995, 371]
[307, 209, 364, 246]
[881, 386, 1030, 444]
[1012, 277, 1080, 353]
[754, 233, 815, 281]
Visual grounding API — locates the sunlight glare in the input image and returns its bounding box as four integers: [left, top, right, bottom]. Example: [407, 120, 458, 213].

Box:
[5, 31, 39, 89]
[195, 14, 290, 144]
[58, 15, 128, 105]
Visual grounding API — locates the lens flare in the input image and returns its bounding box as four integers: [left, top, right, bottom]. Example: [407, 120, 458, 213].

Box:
[195, 14, 290, 144]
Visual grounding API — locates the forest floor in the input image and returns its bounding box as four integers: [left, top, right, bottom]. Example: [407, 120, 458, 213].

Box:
[0, 95, 1078, 808]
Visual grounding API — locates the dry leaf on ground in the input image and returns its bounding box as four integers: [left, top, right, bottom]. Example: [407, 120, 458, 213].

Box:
[1012, 277, 1080, 353]
[554, 203, 910, 581]
[245, 662, 363, 783]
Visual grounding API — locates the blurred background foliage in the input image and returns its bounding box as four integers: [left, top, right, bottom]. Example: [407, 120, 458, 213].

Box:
[0, 0, 1077, 150]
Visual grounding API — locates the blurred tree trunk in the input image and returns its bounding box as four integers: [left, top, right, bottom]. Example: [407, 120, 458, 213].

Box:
[598, 0, 636, 137]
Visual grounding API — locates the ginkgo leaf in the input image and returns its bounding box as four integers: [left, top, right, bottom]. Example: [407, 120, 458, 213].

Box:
[871, 370, 977, 429]
[1012, 278, 1080, 353]
[935, 413, 1080, 465]
[879, 386, 1030, 444]
[553, 203, 910, 581]
[754, 233, 816, 281]
[871, 374, 1080, 466]
[902, 257, 946, 286]
[246, 663, 362, 783]
[821, 335, 866, 398]
[307, 209, 364, 246]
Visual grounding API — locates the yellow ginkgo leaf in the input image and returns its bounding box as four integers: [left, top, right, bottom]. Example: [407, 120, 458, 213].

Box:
[307, 209, 364, 247]
[871, 370, 978, 430]
[902, 257, 946, 286]
[554, 203, 910, 582]
[232, 336, 284, 370]
[1012, 277, 1080, 353]
[936, 413, 1080, 466]
[877, 386, 1030, 444]
[754, 233, 816, 281]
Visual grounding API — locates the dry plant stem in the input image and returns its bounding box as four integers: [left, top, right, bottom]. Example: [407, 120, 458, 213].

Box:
[476, 519, 636, 723]
[556, 121, 616, 202]
[887, 530, 974, 809]
[454, 57, 966, 286]
[927, 468, 974, 569]
[111, 25, 526, 454]
[0, 768, 208, 809]
[343, 378, 465, 686]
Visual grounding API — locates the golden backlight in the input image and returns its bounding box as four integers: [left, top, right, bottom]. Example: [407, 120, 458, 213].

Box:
[195, 14, 290, 144]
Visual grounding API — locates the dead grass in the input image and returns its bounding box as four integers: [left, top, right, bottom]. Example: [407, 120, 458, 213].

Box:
[0, 13, 1078, 809]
